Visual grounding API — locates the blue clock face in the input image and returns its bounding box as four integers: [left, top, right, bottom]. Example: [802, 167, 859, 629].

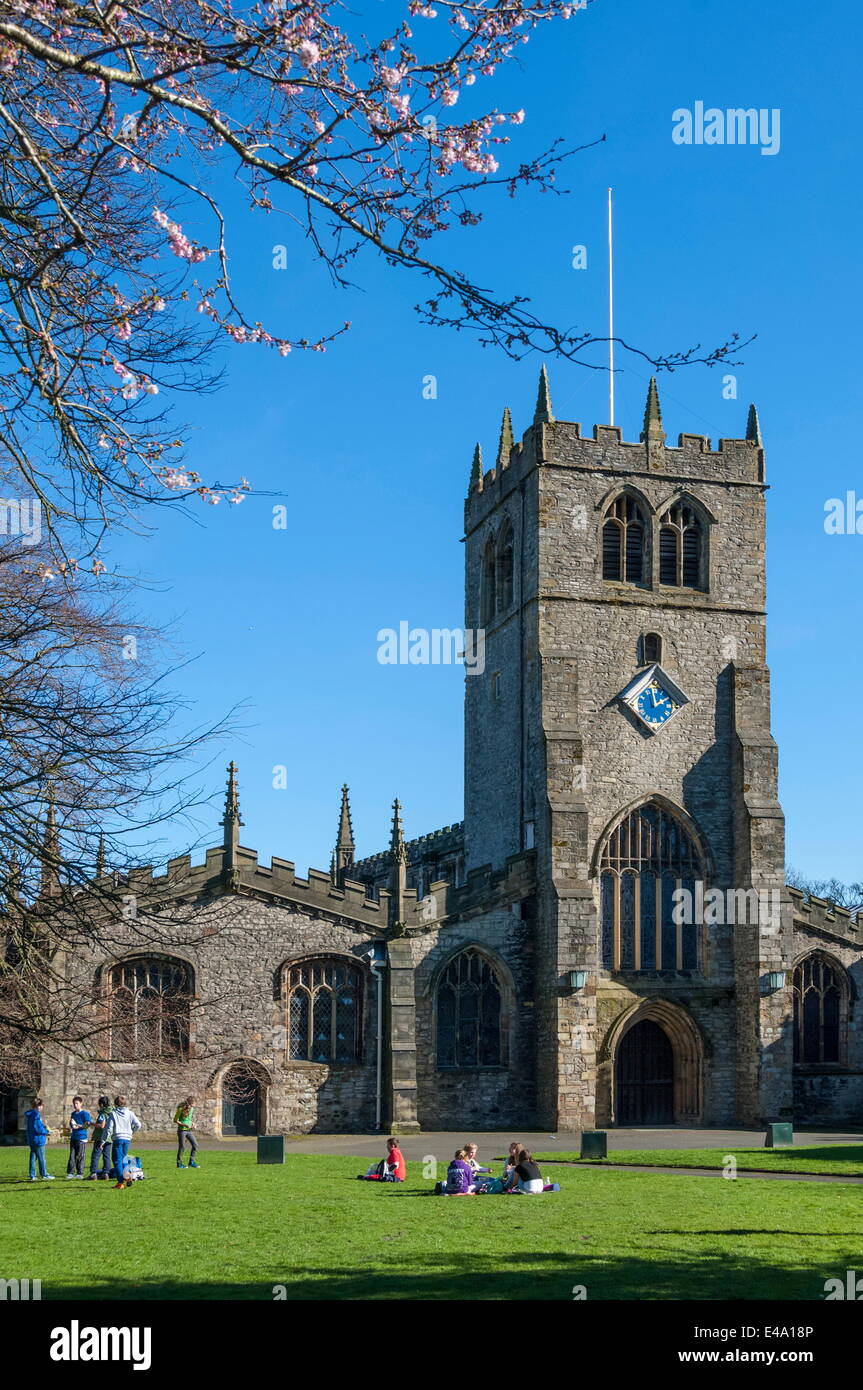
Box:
[635, 680, 679, 728]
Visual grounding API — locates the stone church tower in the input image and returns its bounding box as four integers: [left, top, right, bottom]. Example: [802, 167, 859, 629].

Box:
[464, 372, 794, 1129]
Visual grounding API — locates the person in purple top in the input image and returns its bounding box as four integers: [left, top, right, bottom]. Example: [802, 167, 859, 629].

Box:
[444, 1148, 475, 1195]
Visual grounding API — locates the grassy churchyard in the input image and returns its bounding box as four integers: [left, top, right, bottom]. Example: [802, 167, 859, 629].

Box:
[1, 1145, 861, 1301]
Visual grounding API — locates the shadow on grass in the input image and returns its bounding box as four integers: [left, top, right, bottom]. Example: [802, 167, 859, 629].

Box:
[742, 1146, 863, 1165]
[37, 1247, 844, 1302]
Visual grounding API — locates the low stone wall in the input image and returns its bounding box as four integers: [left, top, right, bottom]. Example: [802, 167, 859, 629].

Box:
[793, 1070, 863, 1126]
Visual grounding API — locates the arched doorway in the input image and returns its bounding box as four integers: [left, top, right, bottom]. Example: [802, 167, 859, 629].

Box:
[221, 1062, 264, 1136]
[0, 1084, 20, 1138]
[601, 999, 703, 1127]
[616, 1020, 674, 1124]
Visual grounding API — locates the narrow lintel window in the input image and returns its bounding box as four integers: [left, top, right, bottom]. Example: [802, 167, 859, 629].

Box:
[642, 633, 662, 665]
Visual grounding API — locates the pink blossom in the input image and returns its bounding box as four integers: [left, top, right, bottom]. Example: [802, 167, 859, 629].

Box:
[297, 39, 320, 68]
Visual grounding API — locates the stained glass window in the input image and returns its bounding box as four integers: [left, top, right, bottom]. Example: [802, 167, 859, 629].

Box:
[108, 957, 191, 1059]
[436, 948, 503, 1068]
[793, 956, 843, 1064]
[599, 804, 703, 973]
[284, 959, 361, 1063]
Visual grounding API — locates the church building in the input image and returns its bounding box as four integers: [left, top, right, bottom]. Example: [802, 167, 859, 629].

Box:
[13, 374, 862, 1137]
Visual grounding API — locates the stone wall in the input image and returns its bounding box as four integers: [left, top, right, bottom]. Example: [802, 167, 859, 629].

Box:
[39, 895, 382, 1137]
[791, 915, 863, 1126]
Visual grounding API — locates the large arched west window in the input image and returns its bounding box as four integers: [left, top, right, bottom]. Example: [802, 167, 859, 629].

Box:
[659, 502, 704, 589]
[436, 948, 503, 1068]
[602, 495, 647, 585]
[283, 958, 362, 1063]
[496, 520, 514, 613]
[599, 803, 704, 972]
[109, 957, 191, 1060]
[793, 955, 845, 1064]
[480, 536, 497, 626]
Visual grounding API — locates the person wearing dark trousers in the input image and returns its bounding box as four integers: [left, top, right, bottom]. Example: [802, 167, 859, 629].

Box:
[173, 1097, 199, 1169]
[24, 1099, 54, 1181]
[102, 1095, 142, 1187]
[66, 1096, 91, 1178]
[87, 1096, 113, 1180]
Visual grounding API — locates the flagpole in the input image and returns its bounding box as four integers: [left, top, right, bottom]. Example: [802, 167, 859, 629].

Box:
[607, 187, 615, 426]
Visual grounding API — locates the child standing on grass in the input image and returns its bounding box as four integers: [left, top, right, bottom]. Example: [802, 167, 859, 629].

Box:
[24, 1098, 54, 1181]
[66, 1096, 91, 1178]
[87, 1096, 113, 1180]
[102, 1094, 142, 1187]
[173, 1096, 200, 1169]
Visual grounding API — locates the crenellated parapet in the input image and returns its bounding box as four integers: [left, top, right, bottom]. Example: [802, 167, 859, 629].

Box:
[465, 369, 766, 537]
[789, 886, 861, 945]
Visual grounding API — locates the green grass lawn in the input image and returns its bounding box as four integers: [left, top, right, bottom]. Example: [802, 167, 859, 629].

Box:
[1, 1146, 861, 1300]
[528, 1146, 863, 1176]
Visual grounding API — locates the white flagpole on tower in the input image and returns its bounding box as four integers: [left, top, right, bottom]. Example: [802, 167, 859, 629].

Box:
[607, 187, 615, 426]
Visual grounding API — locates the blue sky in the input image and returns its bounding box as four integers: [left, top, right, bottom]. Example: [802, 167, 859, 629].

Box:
[115, 0, 861, 883]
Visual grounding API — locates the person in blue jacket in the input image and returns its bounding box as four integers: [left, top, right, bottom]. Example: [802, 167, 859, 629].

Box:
[24, 1099, 55, 1181]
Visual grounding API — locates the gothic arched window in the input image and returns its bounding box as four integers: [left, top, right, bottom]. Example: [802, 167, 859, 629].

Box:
[109, 957, 191, 1060]
[284, 958, 362, 1063]
[642, 632, 662, 665]
[480, 536, 497, 626]
[793, 955, 844, 1064]
[659, 502, 704, 589]
[436, 948, 503, 1068]
[602, 495, 647, 585]
[599, 803, 703, 972]
[496, 520, 514, 612]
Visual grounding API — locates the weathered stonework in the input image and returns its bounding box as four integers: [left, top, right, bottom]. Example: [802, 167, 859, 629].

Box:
[14, 376, 861, 1138]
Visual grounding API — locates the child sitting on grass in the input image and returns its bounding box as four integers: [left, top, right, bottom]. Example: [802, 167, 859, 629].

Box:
[444, 1149, 475, 1195]
[357, 1137, 406, 1182]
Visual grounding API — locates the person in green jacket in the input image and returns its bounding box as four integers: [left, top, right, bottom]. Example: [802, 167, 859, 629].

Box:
[174, 1096, 199, 1169]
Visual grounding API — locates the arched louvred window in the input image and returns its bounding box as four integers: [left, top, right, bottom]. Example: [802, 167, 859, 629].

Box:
[793, 956, 844, 1064]
[602, 495, 647, 585]
[642, 632, 662, 665]
[599, 803, 703, 972]
[496, 521, 514, 612]
[283, 958, 362, 1063]
[108, 957, 192, 1060]
[659, 502, 704, 589]
[436, 948, 503, 1068]
[480, 536, 497, 626]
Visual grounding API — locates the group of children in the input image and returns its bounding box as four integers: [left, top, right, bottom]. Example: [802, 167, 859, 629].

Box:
[442, 1141, 549, 1195]
[23, 1094, 200, 1187]
[357, 1136, 555, 1195]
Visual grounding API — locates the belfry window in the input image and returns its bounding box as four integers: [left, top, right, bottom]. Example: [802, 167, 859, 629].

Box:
[481, 536, 497, 626]
[659, 503, 703, 589]
[436, 948, 503, 1068]
[602, 496, 647, 584]
[599, 803, 703, 972]
[793, 956, 843, 1064]
[284, 959, 362, 1063]
[109, 957, 191, 1060]
[496, 521, 514, 612]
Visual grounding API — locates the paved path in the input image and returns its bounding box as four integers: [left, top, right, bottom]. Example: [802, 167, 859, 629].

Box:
[139, 1126, 862, 1161]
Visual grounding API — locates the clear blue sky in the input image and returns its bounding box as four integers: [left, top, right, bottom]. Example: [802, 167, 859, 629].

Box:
[115, 0, 861, 883]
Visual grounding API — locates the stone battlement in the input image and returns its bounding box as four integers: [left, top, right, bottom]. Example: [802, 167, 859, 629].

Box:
[789, 886, 861, 943]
